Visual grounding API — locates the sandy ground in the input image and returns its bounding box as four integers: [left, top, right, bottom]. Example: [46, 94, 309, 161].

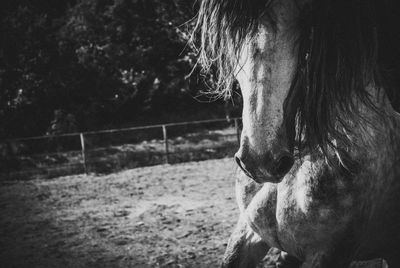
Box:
[0, 158, 385, 268]
[0, 158, 240, 268]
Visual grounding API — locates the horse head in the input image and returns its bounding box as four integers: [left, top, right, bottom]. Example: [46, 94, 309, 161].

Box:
[233, 0, 299, 183]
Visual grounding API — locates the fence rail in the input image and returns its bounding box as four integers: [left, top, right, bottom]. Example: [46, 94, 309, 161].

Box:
[5, 118, 238, 142]
[0, 118, 242, 180]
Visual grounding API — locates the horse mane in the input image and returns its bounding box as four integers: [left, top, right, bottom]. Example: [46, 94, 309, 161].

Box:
[195, 0, 400, 154]
[194, 0, 276, 96]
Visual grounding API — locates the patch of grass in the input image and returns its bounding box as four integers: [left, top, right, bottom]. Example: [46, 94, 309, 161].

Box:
[1, 127, 239, 180]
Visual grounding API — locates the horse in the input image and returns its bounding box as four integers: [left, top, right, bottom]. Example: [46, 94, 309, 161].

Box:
[194, 0, 400, 267]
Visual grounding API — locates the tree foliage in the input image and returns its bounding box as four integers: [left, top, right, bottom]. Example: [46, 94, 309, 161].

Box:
[0, 0, 231, 139]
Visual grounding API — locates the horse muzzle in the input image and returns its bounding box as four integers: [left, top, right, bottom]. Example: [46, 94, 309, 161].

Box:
[235, 150, 294, 183]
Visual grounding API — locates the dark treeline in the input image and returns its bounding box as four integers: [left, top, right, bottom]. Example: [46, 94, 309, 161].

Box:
[0, 0, 240, 139]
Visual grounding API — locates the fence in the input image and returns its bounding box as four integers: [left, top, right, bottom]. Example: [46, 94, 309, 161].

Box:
[0, 118, 242, 180]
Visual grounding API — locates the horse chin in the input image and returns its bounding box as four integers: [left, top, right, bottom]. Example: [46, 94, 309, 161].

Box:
[253, 167, 288, 184]
[253, 174, 284, 184]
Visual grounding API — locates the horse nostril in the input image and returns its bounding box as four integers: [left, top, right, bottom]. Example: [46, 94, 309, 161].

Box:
[235, 156, 254, 179]
[273, 153, 294, 177]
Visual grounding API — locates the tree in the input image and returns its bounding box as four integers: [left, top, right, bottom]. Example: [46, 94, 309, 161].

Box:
[0, 0, 227, 139]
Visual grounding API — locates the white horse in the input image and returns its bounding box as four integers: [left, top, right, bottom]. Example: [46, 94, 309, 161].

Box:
[196, 0, 400, 267]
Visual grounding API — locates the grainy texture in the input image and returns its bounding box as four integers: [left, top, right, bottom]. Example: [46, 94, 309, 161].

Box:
[0, 158, 239, 268]
[0, 158, 384, 268]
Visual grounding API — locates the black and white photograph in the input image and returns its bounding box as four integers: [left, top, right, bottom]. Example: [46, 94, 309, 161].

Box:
[1, 0, 400, 267]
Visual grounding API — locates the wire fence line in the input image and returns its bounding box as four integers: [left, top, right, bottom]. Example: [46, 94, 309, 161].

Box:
[0, 118, 242, 180]
[5, 118, 240, 142]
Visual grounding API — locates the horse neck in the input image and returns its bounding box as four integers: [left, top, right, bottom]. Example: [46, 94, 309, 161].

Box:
[350, 87, 400, 180]
[353, 85, 399, 138]
[348, 89, 400, 228]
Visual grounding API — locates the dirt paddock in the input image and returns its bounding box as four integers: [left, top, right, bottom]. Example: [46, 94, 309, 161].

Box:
[0, 158, 241, 268]
[0, 158, 384, 268]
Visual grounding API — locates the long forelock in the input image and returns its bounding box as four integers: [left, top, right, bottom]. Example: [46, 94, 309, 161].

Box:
[195, 0, 400, 159]
[194, 0, 275, 98]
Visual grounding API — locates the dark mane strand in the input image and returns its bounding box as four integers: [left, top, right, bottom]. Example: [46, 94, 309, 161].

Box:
[194, 0, 275, 97]
[287, 0, 400, 154]
[195, 0, 400, 155]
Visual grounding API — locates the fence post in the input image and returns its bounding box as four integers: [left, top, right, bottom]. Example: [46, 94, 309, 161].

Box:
[234, 118, 241, 146]
[162, 125, 169, 164]
[80, 133, 88, 174]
